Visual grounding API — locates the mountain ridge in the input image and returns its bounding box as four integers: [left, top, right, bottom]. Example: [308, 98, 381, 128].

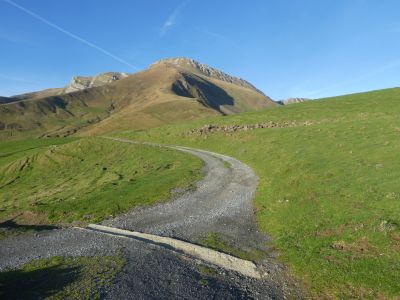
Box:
[0, 57, 275, 140]
[150, 57, 265, 95]
[8, 72, 129, 102]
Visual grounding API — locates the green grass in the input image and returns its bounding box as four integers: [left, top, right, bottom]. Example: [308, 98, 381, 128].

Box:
[116, 88, 400, 298]
[197, 265, 219, 277]
[222, 159, 231, 169]
[202, 233, 265, 262]
[0, 255, 125, 299]
[0, 137, 203, 225]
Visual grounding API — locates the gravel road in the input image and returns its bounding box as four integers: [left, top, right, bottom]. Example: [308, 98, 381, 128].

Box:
[103, 138, 268, 252]
[0, 138, 302, 299]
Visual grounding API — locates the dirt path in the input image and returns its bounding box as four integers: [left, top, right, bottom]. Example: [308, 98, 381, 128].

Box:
[103, 137, 268, 252]
[0, 138, 301, 299]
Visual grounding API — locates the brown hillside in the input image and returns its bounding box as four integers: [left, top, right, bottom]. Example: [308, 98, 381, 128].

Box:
[0, 58, 275, 140]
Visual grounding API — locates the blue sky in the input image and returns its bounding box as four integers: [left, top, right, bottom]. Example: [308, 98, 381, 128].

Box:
[0, 0, 399, 100]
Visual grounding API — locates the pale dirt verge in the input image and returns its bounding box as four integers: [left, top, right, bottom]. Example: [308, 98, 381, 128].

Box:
[84, 224, 261, 278]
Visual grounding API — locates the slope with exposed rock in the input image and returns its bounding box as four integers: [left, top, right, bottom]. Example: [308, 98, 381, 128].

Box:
[151, 58, 265, 94]
[63, 72, 128, 93]
[0, 58, 275, 140]
[9, 72, 129, 102]
[277, 98, 310, 105]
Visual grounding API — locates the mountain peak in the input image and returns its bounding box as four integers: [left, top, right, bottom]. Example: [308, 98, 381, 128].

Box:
[151, 57, 197, 66]
[150, 57, 265, 95]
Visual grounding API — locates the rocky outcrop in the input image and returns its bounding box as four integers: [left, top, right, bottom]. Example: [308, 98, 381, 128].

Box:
[277, 98, 310, 105]
[8, 72, 129, 101]
[189, 121, 313, 134]
[151, 58, 265, 95]
[64, 72, 129, 93]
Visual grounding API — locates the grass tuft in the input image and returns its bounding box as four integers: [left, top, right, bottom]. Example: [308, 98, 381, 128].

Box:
[202, 232, 265, 262]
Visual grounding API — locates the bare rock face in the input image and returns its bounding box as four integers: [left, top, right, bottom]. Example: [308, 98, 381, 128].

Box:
[278, 98, 310, 105]
[64, 72, 129, 93]
[151, 57, 265, 95]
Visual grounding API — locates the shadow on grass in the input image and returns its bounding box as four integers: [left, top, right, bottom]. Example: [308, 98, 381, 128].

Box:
[0, 220, 59, 240]
[0, 220, 58, 231]
[0, 264, 79, 299]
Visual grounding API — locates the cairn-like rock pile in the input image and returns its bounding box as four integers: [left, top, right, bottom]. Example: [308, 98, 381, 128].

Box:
[189, 120, 313, 134]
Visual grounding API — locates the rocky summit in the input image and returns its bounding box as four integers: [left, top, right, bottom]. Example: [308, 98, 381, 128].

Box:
[150, 57, 265, 95]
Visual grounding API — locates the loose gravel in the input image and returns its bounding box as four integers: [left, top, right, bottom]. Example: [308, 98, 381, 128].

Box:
[104, 138, 269, 253]
[0, 138, 303, 299]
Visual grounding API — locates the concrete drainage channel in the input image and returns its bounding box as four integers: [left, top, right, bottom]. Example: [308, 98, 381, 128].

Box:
[81, 224, 262, 279]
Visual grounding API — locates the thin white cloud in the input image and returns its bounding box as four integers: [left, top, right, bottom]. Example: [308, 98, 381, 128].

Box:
[4, 0, 139, 70]
[160, 1, 188, 36]
[0, 73, 38, 85]
[0, 74, 41, 96]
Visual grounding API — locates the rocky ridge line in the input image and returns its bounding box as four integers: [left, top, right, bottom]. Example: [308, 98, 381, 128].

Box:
[151, 57, 266, 95]
[64, 72, 129, 93]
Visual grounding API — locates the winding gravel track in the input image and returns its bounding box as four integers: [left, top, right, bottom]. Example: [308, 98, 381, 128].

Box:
[103, 137, 268, 251]
[0, 138, 300, 299]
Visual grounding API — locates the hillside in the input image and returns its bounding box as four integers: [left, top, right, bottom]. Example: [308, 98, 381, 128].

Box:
[0, 97, 16, 105]
[117, 87, 400, 298]
[7, 72, 128, 102]
[11, 88, 64, 102]
[0, 137, 202, 226]
[0, 58, 275, 140]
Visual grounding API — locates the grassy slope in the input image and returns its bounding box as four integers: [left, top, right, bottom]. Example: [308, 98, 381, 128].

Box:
[0, 137, 203, 225]
[116, 88, 400, 298]
[0, 92, 111, 142]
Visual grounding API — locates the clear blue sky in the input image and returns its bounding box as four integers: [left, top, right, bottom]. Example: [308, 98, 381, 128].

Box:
[0, 0, 399, 99]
